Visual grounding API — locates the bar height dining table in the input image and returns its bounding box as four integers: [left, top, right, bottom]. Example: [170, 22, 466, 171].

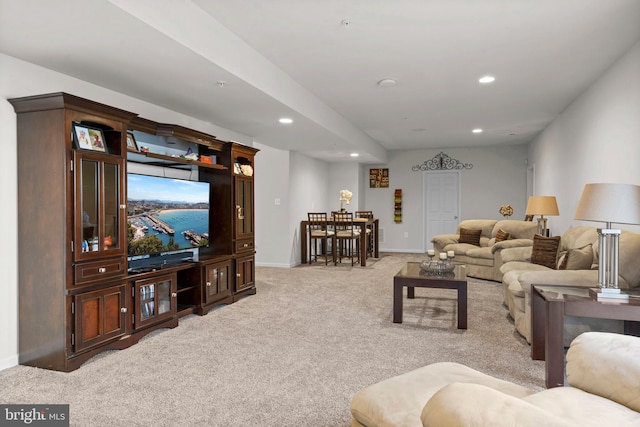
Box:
[300, 217, 379, 267]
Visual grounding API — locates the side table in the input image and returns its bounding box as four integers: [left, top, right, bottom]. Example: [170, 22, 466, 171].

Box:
[531, 284, 640, 388]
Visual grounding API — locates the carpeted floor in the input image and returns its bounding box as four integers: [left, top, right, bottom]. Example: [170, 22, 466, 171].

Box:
[0, 253, 545, 426]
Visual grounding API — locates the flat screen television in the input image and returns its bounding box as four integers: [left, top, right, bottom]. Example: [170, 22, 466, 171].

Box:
[127, 173, 210, 268]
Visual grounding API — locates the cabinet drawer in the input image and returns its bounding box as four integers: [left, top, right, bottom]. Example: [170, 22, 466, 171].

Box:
[74, 257, 127, 286]
[235, 239, 254, 253]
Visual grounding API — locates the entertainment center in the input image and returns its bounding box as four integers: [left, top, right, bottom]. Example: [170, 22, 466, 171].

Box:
[10, 92, 258, 372]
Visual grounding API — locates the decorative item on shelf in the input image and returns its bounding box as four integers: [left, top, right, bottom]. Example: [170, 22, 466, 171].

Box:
[140, 145, 149, 153]
[574, 183, 640, 298]
[339, 189, 352, 212]
[199, 155, 212, 164]
[126, 132, 139, 152]
[525, 196, 559, 235]
[499, 204, 514, 218]
[182, 146, 198, 161]
[394, 189, 402, 223]
[240, 164, 253, 176]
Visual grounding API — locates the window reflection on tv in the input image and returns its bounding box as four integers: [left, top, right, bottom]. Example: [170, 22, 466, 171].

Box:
[127, 173, 210, 257]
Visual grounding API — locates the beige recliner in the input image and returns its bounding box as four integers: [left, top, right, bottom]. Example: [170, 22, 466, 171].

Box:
[350, 332, 640, 427]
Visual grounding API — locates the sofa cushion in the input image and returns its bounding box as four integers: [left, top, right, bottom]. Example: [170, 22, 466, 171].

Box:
[495, 229, 510, 242]
[422, 383, 577, 427]
[350, 362, 533, 427]
[459, 228, 482, 246]
[492, 220, 538, 240]
[566, 332, 640, 413]
[530, 235, 560, 269]
[558, 244, 593, 270]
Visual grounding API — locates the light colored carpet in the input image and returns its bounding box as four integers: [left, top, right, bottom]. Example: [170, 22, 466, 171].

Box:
[0, 253, 544, 426]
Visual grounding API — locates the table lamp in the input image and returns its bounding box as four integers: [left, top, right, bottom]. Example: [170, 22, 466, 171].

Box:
[525, 196, 559, 235]
[574, 183, 640, 294]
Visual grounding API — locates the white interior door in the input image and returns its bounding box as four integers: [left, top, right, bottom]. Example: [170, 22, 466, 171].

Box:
[424, 171, 460, 250]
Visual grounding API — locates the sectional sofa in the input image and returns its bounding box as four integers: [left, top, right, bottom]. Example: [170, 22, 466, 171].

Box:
[431, 219, 537, 281]
[500, 226, 640, 343]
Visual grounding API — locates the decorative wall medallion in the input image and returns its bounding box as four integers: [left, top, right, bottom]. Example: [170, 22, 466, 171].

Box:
[412, 152, 473, 171]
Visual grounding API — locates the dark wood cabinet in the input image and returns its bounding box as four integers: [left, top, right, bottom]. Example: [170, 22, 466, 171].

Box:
[132, 273, 178, 330]
[11, 92, 258, 371]
[231, 144, 258, 300]
[235, 254, 256, 293]
[73, 283, 128, 352]
[204, 259, 232, 305]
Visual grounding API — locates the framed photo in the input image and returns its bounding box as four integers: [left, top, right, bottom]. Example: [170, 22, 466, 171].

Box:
[72, 123, 108, 153]
[126, 132, 139, 152]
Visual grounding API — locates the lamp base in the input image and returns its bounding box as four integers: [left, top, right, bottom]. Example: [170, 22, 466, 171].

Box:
[589, 287, 629, 301]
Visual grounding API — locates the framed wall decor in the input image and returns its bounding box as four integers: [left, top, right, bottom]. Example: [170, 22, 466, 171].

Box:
[126, 132, 139, 152]
[72, 122, 108, 153]
[369, 168, 389, 188]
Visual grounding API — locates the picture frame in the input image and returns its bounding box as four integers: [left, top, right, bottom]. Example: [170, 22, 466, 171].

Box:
[72, 122, 108, 153]
[126, 132, 139, 152]
[369, 168, 389, 188]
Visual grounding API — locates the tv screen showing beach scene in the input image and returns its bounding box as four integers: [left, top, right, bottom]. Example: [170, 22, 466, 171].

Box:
[127, 173, 210, 257]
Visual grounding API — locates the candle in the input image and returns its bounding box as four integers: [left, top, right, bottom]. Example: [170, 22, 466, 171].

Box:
[439, 252, 447, 260]
[427, 249, 435, 256]
[447, 250, 455, 258]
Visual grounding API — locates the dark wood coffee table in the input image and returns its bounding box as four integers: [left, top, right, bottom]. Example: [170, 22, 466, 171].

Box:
[531, 284, 640, 388]
[393, 263, 467, 328]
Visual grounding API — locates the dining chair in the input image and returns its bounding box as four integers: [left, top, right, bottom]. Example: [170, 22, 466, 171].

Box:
[334, 212, 361, 266]
[355, 210, 374, 258]
[307, 212, 335, 265]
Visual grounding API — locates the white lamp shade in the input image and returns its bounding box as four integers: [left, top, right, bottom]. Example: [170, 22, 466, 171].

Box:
[574, 183, 640, 225]
[525, 196, 559, 216]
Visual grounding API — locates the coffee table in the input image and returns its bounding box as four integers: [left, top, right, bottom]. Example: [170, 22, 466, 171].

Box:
[531, 284, 640, 388]
[393, 262, 467, 328]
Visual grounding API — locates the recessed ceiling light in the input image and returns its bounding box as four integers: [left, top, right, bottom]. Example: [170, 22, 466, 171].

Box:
[350, 153, 359, 157]
[377, 78, 397, 87]
[279, 117, 293, 124]
[478, 75, 495, 84]
[472, 128, 483, 134]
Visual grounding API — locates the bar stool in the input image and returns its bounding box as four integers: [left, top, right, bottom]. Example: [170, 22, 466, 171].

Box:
[355, 210, 374, 258]
[307, 212, 334, 265]
[334, 212, 361, 266]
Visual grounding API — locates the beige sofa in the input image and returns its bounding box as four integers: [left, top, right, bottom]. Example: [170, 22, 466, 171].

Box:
[500, 227, 640, 343]
[431, 219, 537, 281]
[350, 332, 640, 427]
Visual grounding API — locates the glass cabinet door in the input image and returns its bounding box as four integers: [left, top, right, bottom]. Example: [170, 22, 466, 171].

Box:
[134, 274, 176, 329]
[75, 152, 125, 259]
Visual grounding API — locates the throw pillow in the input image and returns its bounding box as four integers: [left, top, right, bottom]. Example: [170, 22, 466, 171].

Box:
[530, 234, 561, 269]
[495, 229, 510, 242]
[558, 244, 593, 270]
[459, 228, 482, 246]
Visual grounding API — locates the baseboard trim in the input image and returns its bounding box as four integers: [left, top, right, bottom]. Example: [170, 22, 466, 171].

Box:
[256, 261, 295, 268]
[0, 354, 18, 372]
[380, 248, 424, 254]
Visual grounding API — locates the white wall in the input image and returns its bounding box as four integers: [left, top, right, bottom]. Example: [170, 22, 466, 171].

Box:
[528, 40, 640, 235]
[364, 145, 529, 252]
[253, 142, 291, 268]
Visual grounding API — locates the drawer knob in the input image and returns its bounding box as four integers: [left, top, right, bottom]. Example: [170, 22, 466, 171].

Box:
[120, 307, 127, 313]
[171, 292, 177, 298]
[98, 267, 107, 273]
[206, 281, 212, 287]
[236, 273, 241, 277]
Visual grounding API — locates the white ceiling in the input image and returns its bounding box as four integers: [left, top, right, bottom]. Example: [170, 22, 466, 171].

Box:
[1, 0, 639, 163]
